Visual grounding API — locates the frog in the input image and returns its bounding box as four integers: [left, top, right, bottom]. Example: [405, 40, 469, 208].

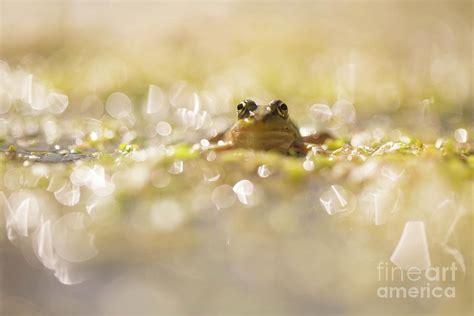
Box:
[208, 99, 331, 156]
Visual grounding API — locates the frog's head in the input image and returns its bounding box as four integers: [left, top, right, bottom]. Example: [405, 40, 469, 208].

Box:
[236, 99, 289, 124]
[231, 99, 300, 152]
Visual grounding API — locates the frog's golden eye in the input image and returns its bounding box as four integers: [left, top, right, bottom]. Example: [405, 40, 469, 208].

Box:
[237, 102, 249, 119]
[237, 99, 257, 119]
[275, 101, 289, 119]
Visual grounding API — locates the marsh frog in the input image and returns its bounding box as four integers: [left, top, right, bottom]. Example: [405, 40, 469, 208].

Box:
[209, 99, 330, 155]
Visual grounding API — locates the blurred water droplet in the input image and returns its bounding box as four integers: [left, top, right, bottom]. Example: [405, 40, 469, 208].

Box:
[6, 191, 41, 238]
[299, 126, 317, 137]
[87, 197, 120, 226]
[233, 179, 254, 205]
[47, 173, 67, 192]
[54, 182, 81, 206]
[211, 185, 236, 209]
[257, 164, 272, 178]
[319, 185, 356, 215]
[176, 108, 212, 130]
[43, 120, 59, 145]
[31, 82, 49, 110]
[106, 92, 132, 119]
[169, 81, 192, 108]
[70, 165, 92, 186]
[441, 244, 465, 275]
[150, 199, 184, 232]
[0, 59, 10, 79]
[0, 89, 12, 114]
[156, 121, 172, 136]
[381, 166, 405, 182]
[114, 165, 149, 191]
[168, 160, 184, 174]
[21, 73, 33, 104]
[86, 165, 107, 190]
[400, 136, 410, 144]
[349, 160, 379, 183]
[53, 262, 86, 285]
[4, 168, 24, 190]
[130, 150, 147, 162]
[351, 132, 372, 147]
[454, 128, 468, 143]
[200, 139, 210, 149]
[435, 138, 444, 149]
[359, 187, 403, 225]
[309, 103, 332, 123]
[47, 91, 69, 114]
[81, 95, 104, 118]
[390, 221, 431, 270]
[32, 220, 59, 270]
[303, 160, 315, 171]
[146, 84, 164, 114]
[94, 180, 115, 197]
[31, 164, 49, 178]
[192, 92, 200, 113]
[332, 100, 356, 125]
[206, 151, 217, 161]
[52, 212, 98, 262]
[202, 166, 221, 182]
[372, 127, 385, 141]
[89, 131, 99, 141]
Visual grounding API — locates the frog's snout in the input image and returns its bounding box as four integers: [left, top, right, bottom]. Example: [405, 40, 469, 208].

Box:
[254, 106, 274, 122]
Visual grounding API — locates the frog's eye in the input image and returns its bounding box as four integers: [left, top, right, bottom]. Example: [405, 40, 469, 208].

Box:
[237, 99, 257, 119]
[237, 102, 249, 119]
[276, 102, 289, 119]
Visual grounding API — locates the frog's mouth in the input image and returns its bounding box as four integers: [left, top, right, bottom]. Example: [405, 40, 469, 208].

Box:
[240, 117, 288, 128]
[241, 119, 293, 133]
